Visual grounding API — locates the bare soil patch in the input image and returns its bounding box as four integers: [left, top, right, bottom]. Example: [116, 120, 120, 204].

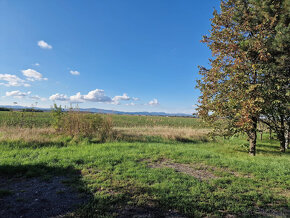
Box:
[145, 159, 219, 181]
[0, 176, 89, 218]
[143, 158, 255, 181]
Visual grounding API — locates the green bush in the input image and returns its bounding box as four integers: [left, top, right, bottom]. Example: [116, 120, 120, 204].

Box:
[51, 104, 64, 129]
[53, 108, 113, 141]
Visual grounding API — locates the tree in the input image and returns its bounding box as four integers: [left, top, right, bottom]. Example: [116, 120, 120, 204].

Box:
[196, 0, 289, 155]
[256, 0, 290, 152]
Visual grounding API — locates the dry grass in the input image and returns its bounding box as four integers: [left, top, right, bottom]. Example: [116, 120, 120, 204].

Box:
[0, 126, 58, 143]
[115, 126, 210, 141]
[0, 126, 210, 144]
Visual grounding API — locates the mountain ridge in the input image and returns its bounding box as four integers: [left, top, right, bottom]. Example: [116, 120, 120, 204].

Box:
[0, 105, 192, 117]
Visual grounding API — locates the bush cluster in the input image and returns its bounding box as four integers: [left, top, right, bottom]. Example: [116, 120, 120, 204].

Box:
[52, 105, 113, 142]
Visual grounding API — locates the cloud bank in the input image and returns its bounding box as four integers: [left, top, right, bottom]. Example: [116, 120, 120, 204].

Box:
[49, 89, 140, 106]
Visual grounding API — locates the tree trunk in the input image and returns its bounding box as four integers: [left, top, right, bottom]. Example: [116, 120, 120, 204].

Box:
[278, 133, 286, 152]
[279, 116, 286, 152]
[248, 117, 258, 156]
[285, 126, 289, 150]
[269, 127, 272, 140]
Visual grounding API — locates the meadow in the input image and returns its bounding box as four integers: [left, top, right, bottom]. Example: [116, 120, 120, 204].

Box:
[0, 111, 289, 217]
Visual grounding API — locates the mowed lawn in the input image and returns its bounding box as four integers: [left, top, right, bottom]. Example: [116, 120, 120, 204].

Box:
[0, 135, 289, 217]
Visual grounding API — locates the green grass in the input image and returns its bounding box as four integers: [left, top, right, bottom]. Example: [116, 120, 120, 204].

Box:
[0, 136, 289, 217]
[0, 111, 52, 127]
[107, 114, 204, 128]
[0, 111, 204, 128]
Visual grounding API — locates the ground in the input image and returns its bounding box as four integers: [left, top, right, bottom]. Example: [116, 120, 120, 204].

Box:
[0, 112, 289, 217]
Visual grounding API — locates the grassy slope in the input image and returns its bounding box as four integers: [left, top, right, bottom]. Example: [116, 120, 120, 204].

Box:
[0, 137, 289, 217]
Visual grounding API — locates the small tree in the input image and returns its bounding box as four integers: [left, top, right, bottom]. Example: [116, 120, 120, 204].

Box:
[51, 104, 64, 130]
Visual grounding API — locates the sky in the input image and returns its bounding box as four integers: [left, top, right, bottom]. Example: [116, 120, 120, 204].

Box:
[0, 0, 220, 114]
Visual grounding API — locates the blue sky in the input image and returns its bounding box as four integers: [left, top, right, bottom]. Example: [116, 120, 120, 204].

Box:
[0, 0, 219, 114]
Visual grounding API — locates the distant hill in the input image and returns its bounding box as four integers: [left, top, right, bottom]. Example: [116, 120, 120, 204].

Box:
[0, 105, 193, 117]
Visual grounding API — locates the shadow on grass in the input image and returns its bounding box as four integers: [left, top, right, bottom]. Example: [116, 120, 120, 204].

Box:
[0, 164, 94, 217]
[0, 140, 68, 149]
[0, 162, 288, 217]
[0, 163, 186, 217]
[115, 133, 209, 144]
[236, 143, 289, 156]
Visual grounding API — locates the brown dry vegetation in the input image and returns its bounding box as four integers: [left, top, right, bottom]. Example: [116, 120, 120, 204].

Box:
[115, 126, 210, 142]
[0, 126, 57, 143]
[0, 125, 210, 144]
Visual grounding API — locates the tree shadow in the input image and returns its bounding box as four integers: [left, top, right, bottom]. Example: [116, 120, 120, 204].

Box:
[235, 144, 289, 156]
[0, 164, 93, 217]
[115, 133, 208, 144]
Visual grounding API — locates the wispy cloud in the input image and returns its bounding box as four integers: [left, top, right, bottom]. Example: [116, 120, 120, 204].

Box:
[70, 70, 80, 76]
[30, 95, 46, 101]
[0, 74, 30, 87]
[22, 69, 48, 81]
[5, 90, 31, 98]
[125, 102, 136, 106]
[148, 98, 159, 106]
[37, 40, 52, 49]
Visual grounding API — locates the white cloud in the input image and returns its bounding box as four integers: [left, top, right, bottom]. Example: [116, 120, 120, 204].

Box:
[49, 93, 69, 101]
[70, 70, 80, 76]
[49, 89, 113, 104]
[49, 89, 141, 105]
[30, 95, 46, 101]
[6, 90, 31, 98]
[112, 93, 130, 102]
[22, 69, 48, 81]
[34, 63, 40, 66]
[83, 89, 112, 102]
[148, 98, 159, 106]
[67, 89, 112, 103]
[69, 92, 84, 103]
[37, 40, 52, 49]
[0, 74, 30, 87]
[125, 102, 136, 106]
[132, 97, 139, 101]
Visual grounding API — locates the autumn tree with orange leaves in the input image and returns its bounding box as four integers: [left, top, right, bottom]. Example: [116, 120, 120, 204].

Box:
[197, 0, 289, 155]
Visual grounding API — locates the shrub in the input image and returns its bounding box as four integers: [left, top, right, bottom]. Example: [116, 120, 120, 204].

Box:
[51, 104, 64, 130]
[52, 107, 113, 142]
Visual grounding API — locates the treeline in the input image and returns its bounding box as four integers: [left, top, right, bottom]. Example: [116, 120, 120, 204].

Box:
[197, 0, 289, 155]
[0, 107, 44, 112]
[0, 107, 12, 111]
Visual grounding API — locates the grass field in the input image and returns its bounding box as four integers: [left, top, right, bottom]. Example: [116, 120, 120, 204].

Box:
[0, 111, 205, 128]
[0, 111, 289, 217]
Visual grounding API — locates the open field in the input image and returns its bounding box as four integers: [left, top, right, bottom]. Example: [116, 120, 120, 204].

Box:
[0, 112, 289, 217]
[0, 111, 205, 128]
